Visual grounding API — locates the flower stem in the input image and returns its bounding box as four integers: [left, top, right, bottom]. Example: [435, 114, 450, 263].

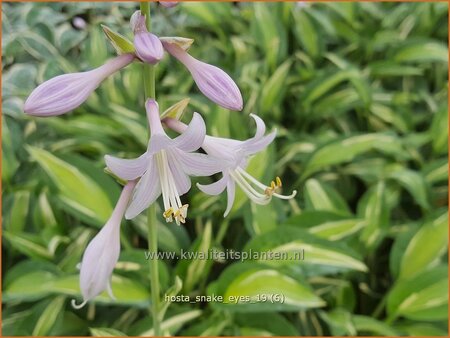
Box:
[141, 1, 156, 98]
[140, 1, 160, 336]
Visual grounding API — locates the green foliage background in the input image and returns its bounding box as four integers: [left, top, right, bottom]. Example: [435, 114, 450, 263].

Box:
[2, 1, 449, 336]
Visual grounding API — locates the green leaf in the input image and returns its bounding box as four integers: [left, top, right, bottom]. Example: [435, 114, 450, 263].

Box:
[101, 24, 135, 55]
[359, 181, 389, 249]
[2, 117, 19, 182]
[245, 226, 367, 272]
[353, 315, 399, 336]
[293, 9, 320, 58]
[236, 313, 299, 336]
[3, 231, 52, 260]
[304, 179, 351, 216]
[7, 191, 30, 233]
[393, 41, 447, 63]
[32, 296, 66, 336]
[387, 266, 448, 321]
[250, 202, 278, 235]
[212, 262, 325, 312]
[399, 213, 448, 280]
[90, 328, 127, 337]
[260, 60, 291, 114]
[430, 105, 448, 155]
[301, 134, 403, 179]
[179, 221, 213, 292]
[27, 146, 113, 226]
[389, 169, 430, 210]
[138, 310, 203, 336]
[308, 219, 365, 241]
[4, 269, 150, 307]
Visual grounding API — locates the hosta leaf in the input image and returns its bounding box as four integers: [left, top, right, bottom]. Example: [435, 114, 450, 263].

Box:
[399, 213, 448, 280]
[387, 266, 448, 321]
[90, 328, 127, 337]
[211, 262, 325, 312]
[301, 134, 403, 179]
[32, 296, 66, 336]
[389, 169, 430, 210]
[393, 41, 447, 63]
[304, 179, 352, 216]
[260, 60, 291, 114]
[27, 146, 113, 226]
[245, 227, 367, 272]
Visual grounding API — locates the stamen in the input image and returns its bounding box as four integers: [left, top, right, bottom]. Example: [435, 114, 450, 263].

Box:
[276, 176, 282, 187]
[155, 150, 189, 224]
[233, 167, 296, 202]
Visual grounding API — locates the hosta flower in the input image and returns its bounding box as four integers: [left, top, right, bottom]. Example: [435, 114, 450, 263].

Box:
[159, 1, 178, 8]
[130, 11, 164, 65]
[24, 54, 134, 117]
[162, 40, 243, 111]
[72, 180, 136, 309]
[165, 114, 297, 216]
[105, 99, 223, 223]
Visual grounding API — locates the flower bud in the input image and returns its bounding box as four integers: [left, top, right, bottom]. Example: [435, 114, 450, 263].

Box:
[72, 181, 136, 309]
[160, 1, 178, 8]
[24, 54, 134, 117]
[162, 41, 243, 111]
[130, 11, 164, 65]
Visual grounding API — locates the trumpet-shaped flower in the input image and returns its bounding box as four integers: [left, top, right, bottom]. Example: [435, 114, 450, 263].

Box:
[72, 180, 136, 309]
[105, 99, 224, 223]
[130, 11, 164, 65]
[24, 54, 134, 117]
[165, 114, 297, 216]
[162, 40, 243, 111]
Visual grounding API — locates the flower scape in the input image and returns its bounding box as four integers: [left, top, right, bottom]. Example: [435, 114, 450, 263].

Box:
[24, 5, 296, 309]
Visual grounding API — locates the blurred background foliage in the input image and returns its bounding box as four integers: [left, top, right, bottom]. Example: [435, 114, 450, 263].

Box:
[2, 1, 449, 336]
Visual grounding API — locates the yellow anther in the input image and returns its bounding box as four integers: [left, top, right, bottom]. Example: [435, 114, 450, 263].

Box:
[276, 177, 282, 188]
[163, 208, 174, 219]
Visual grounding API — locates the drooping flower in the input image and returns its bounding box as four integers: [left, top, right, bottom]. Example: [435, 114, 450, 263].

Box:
[24, 54, 134, 117]
[72, 180, 136, 309]
[161, 40, 243, 111]
[23, 54, 134, 117]
[105, 99, 224, 223]
[130, 11, 164, 65]
[159, 1, 178, 8]
[165, 114, 297, 216]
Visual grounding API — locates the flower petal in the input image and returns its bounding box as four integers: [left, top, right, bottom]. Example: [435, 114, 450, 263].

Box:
[223, 179, 236, 217]
[24, 54, 134, 117]
[176, 150, 225, 176]
[197, 174, 228, 196]
[105, 154, 149, 180]
[160, 1, 178, 8]
[125, 160, 161, 219]
[148, 134, 173, 154]
[79, 220, 121, 302]
[134, 32, 164, 65]
[162, 42, 243, 111]
[243, 130, 277, 155]
[166, 150, 191, 195]
[249, 113, 266, 140]
[172, 112, 206, 152]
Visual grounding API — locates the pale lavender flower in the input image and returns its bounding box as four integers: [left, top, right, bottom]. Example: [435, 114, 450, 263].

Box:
[72, 180, 136, 309]
[162, 40, 243, 111]
[24, 54, 134, 117]
[105, 99, 224, 223]
[165, 114, 297, 216]
[130, 11, 164, 65]
[159, 1, 178, 8]
[72, 17, 87, 30]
